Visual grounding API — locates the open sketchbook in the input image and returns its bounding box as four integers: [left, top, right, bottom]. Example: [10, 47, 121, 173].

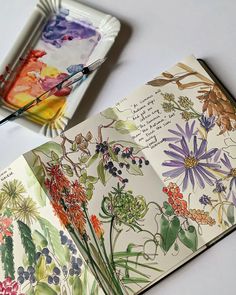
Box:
[1, 55, 236, 295]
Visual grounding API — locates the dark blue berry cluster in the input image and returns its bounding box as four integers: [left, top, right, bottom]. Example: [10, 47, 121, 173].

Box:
[48, 266, 61, 285]
[35, 247, 52, 264]
[60, 230, 77, 255]
[96, 142, 149, 184]
[69, 256, 83, 276]
[17, 266, 36, 285]
[95, 141, 109, 154]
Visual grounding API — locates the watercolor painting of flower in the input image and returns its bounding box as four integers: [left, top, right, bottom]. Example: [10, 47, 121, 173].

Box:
[0, 216, 13, 244]
[0, 277, 25, 295]
[162, 136, 219, 190]
[11, 197, 39, 225]
[199, 114, 216, 132]
[221, 153, 236, 205]
[0, 179, 25, 208]
[163, 121, 197, 143]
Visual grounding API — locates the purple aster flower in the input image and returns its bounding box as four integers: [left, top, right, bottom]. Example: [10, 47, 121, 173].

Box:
[162, 136, 219, 190]
[199, 194, 211, 206]
[163, 121, 197, 143]
[213, 179, 226, 193]
[199, 115, 215, 132]
[220, 153, 236, 205]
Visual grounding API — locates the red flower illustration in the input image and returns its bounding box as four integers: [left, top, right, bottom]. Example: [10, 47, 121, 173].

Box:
[0, 216, 13, 244]
[45, 164, 87, 235]
[51, 200, 69, 226]
[46, 165, 70, 192]
[0, 277, 25, 295]
[90, 215, 104, 239]
[163, 182, 215, 226]
[71, 180, 87, 204]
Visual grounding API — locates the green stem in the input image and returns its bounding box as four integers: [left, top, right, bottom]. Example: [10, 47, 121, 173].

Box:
[82, 204, 106, 267]
[110, 216, 115, 268]
[67, 225, 116, 294]
[82, 235, 105, 293]
[82, 204, 121, 292]
[113, 228, 122, 251]
[173, 100, 182, 110]
[101, 237, 124, 295]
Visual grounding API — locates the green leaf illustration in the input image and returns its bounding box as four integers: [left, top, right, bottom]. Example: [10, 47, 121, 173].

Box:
[35, 255, 47, 281]
[101, 107, 119, 120]
[108, 145, 118, 162]
[32, 230, 48, 248]
[25, 287, 35, 295]
[87, 176, 98, 184]
[71, 141, 78, 151]
[87, 152, 99, 167]
[123, 158, 143, 176]
[89, 243, 107, 275]
[113, 251, 143, 259]
[80, 154, 90, 163]
[178, 225, 198, 252]
[25, 162, 46, 207]
[115, 120, 138, 134]
[38, 217, 67, 265]
[34, 142, 63, 158]
[72, 276, 83, 294]
[115, 261, 150, 278]
[35, 282, 57, 295]
[115, 259, 162, 272]
[86, 189, 93, 200]
[227, 204, 235, 225]
[91, 279, 99, 295]
[163, 201, 174, 216]
[97, 160, 106, 186]
[17, 220, 36, 266]
[62, 164, 73, 177]
[1, 236, 15, 279]
[160, 215, 180, 252]
[122, 277, 150, 284]
[82, 266, 88, 295]
[51, 151, 59, 162]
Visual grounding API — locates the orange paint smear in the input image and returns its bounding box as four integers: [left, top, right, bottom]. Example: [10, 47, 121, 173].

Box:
[3, 50, 69, 125]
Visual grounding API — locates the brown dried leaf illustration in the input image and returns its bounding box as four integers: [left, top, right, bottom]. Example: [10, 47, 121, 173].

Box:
[147, 78, 171, 87]
[199, 85, 236, 134]
[162, 72, 174, 78]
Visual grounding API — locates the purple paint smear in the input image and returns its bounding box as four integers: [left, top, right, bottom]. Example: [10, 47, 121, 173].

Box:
[41, 9, 98, 48]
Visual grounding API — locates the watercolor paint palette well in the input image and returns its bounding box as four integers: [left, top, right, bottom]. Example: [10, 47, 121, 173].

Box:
[0, 0, 120, 137]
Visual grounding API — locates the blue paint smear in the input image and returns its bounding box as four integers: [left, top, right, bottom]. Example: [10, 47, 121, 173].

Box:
[66, 64, 84, 74]
[41, 10, 97, 48]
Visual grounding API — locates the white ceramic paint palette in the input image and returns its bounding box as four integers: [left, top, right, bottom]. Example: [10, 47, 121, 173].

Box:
[0, 0, 120, 137]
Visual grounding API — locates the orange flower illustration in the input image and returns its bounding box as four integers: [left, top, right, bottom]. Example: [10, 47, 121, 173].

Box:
[90, 215, 104, 239]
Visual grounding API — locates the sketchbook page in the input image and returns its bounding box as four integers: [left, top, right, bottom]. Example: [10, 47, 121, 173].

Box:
[116, 55, 236, 246]
[23, 55, 236, 294]
[0, 156, 102, 295]
[24, 109, 207, 295]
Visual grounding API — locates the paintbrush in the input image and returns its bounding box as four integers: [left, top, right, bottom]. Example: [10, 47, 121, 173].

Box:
[0, 58, 106, 125]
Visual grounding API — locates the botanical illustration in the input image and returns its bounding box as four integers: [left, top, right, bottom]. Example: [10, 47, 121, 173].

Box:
[0, 164, 101, 295]
[147, 60, 236, 232]
[148, 61, 236, 134]
[0, 8, 100, 125]
[2, 57, 236, 295]
[26, 99, 232, 295]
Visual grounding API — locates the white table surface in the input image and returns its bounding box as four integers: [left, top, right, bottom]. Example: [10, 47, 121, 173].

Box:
[0, 0, 236, 294]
